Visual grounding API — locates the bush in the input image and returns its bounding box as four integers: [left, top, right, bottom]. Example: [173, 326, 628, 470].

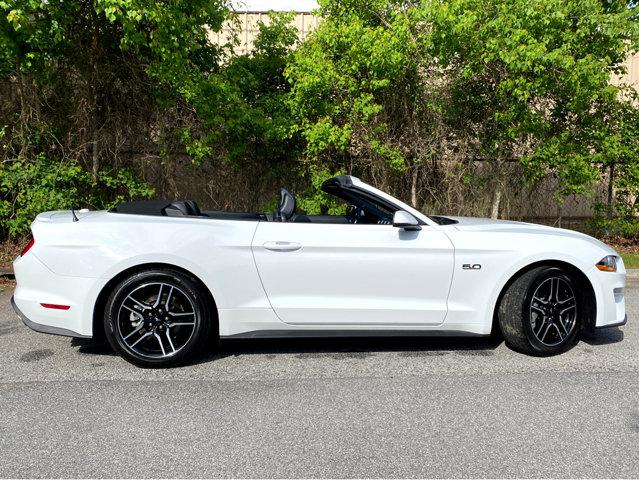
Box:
[587, 216, 639, 240]
[0, 155, 154, 238]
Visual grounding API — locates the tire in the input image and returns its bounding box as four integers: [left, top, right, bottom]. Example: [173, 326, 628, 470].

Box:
[104, 268, 215, 368]
[498, 266, 581, 356]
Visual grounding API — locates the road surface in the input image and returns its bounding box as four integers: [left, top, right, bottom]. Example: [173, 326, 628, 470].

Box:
[0, 277, 637, 478]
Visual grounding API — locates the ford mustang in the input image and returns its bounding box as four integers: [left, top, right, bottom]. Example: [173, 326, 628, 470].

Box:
[11, 175, 627, 367]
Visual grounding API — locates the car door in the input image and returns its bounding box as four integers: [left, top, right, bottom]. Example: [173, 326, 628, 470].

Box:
[251, 221, 454, 326]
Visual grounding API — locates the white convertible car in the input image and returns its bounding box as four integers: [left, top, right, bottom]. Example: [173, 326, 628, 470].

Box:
[12, 175, 626, 367]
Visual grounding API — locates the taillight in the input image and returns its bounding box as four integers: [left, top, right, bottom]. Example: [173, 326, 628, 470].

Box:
[20, 238, 34, 257]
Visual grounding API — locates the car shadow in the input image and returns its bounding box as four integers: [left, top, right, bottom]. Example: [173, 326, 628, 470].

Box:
[71, 335, 504, 364]
[580, 327, 624, 346]
[198, 335, 503, 364]
[71, 338, 115, 356]
[71, 328, 624, 366]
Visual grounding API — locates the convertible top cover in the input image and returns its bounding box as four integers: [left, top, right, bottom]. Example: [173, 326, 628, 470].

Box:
[112, 175, 363, 219]
[113, 200, 202, 217]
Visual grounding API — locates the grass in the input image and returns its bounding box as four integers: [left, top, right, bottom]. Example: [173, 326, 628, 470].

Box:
[604, 238, 639, 270]
[621, 252, 639, 269]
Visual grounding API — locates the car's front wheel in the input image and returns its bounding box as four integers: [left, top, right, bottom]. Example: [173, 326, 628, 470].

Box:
[498, 266, 581, 356]
[104, 268, 214, 367]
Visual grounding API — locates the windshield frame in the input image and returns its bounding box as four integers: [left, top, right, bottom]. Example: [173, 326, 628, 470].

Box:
[321, 175, 437, 227]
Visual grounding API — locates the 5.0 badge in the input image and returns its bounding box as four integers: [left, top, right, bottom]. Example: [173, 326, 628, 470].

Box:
[462, 264, 482, 270]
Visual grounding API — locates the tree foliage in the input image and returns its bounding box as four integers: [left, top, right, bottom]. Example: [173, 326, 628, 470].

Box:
[0, 154, 153, 237]
[286, 0, 639, 215]
[186, 12, 301, 168]
[1, 0, 639, 237]
[424, 0, 639, 194]
[286, 0, 435, 208]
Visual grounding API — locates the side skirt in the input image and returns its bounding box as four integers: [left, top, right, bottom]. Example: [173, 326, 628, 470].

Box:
[223, 329, 489, 339]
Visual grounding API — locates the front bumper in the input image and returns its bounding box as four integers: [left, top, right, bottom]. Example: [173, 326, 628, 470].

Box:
[591, 261, 627, 329]
[11, 296, 90, 338]
[595, 314, 627, 330]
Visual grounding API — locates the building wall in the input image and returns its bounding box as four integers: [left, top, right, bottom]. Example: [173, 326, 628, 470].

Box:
[208, 12, 320, 56]
[621, 52, 639, 88]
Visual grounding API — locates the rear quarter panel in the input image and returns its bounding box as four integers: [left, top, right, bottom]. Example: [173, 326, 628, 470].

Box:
[31, 212, 267, 311]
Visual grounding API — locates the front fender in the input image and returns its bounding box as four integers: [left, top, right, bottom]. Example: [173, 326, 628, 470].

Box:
[443, 228, 617, 333]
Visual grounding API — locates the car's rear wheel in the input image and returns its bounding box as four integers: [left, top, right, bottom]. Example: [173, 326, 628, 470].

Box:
[498, 266, 580, 356]
[104, 268, 214, 367]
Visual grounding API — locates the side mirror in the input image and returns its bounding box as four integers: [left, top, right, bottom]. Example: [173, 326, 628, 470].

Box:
[392, 210, 421, 231]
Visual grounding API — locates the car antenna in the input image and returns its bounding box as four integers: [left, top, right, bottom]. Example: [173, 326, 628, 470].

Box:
[71, 208, 79, 222]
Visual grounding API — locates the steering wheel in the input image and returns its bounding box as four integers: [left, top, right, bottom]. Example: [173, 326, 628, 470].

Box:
[346, 204, 363, 224]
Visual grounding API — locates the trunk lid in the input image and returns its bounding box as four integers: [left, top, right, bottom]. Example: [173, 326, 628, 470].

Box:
[35, 210, 106, 223]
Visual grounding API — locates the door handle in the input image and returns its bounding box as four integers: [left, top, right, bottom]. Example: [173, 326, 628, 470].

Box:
[263, 241, 302, 252]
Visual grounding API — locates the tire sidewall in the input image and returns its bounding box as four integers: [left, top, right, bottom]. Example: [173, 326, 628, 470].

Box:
[104, 269, 210, 367]
[521, 267, 580, 355]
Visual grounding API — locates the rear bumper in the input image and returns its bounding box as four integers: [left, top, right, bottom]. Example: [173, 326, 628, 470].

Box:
[12, 252, 104, 337]
[11, 296, 90, 338]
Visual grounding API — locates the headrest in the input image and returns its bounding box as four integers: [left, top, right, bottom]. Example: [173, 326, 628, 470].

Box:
[163, 200, 201, 217]
[278, 188, 296, 221]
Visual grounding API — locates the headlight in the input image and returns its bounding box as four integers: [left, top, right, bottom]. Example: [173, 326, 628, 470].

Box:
[596, 255, 618, 272]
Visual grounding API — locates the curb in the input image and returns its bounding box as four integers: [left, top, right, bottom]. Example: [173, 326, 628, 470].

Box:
[0, 268, 15, 279]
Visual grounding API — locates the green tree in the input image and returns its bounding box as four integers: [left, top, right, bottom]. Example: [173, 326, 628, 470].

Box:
[182, 12, 300, 169]
[0, 0, 228, 168]
[286, 0, 639, 217]
[0, 0, 231, 236]
[421, 0, 639, 216]
[286, 0, 441, 209]
[0, 3, 307, 235]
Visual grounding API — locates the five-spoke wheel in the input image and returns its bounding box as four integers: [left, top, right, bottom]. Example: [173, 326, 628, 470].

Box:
[498, 266, 582, 355]
[104, 269, 214, 367]
[529, 277, 577, 347]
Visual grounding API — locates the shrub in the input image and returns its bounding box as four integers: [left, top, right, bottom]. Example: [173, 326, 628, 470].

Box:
[0, 155, 154, 238]
[587, 216, 639, 240]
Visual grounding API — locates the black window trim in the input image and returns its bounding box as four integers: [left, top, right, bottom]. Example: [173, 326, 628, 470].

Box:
[322, 179, 428, 226]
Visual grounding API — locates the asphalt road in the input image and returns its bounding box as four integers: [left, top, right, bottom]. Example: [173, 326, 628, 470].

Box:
[0, 278, 638, 478]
